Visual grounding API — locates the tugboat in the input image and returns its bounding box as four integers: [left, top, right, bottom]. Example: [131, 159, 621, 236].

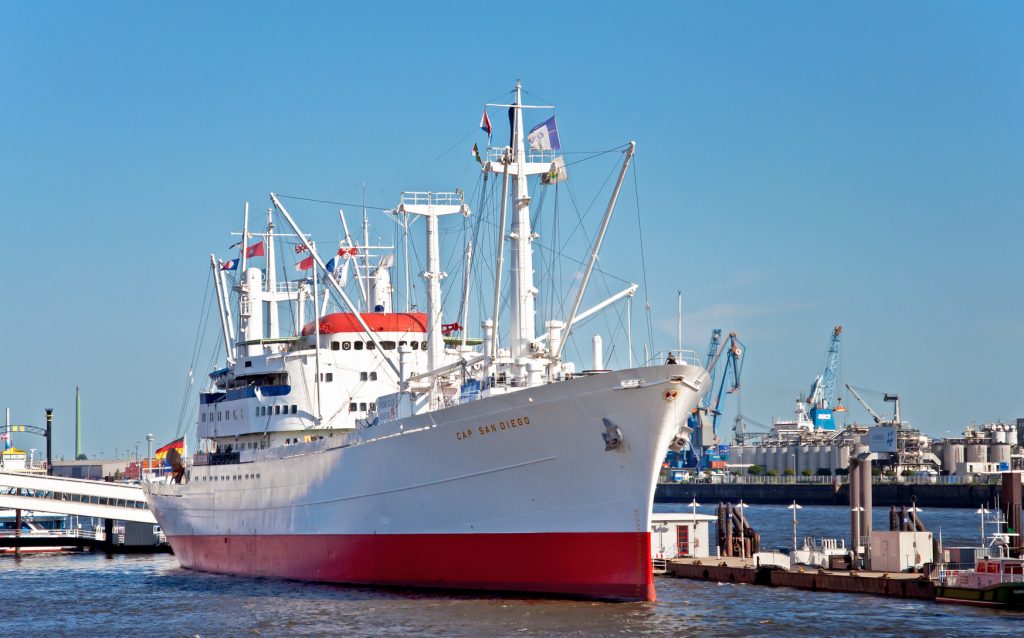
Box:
[935, 533, 1024, 608]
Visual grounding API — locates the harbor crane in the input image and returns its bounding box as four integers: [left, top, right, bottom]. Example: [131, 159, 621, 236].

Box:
[844, 384, 901, 427]
[682, 330, 745, 467]
[806, 325, 843, 410]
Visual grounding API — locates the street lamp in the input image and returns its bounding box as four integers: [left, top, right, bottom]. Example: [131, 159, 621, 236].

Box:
[976, 506, 990, 548]
[690, 498, 701, 554]
[788, 500, 803, 555]
[146, 434, 153, 479]
[790, 453, 796, 481]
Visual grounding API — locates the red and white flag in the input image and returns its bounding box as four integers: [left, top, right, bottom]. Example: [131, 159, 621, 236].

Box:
[480, 110, 492, 142]
[245, 241, 265, 258]
[295, 244, 308, 254]
[295, 255, 314, 271]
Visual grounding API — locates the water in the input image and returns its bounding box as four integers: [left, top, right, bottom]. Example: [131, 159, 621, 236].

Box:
[5, 507, 1021, 637]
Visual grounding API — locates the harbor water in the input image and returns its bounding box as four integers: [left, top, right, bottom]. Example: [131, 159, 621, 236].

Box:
[6, 506, 1021, 637]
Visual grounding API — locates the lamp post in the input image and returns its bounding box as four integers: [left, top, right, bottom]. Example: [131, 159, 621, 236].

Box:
[788, 500, 803, 555]
[976, 506, 990, 547]
[690, 498, 701, 555]
[790, 453, 796, 482]
[735, 500, 750, 558]
[146, 434, 153, 480]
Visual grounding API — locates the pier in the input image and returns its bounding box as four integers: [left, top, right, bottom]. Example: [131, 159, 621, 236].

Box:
[0, 470, 168, 553]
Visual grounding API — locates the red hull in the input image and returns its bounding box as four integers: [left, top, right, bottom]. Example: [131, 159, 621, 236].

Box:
[169, 532, 655, 601]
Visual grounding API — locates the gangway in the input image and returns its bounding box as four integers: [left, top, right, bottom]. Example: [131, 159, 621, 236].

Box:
[0, 471, 155, 524]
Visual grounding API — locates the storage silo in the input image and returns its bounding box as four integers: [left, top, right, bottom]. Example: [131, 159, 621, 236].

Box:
[993, 426, 1008, 444]
[990, 444, 1011, 465]
[966, 443, 988, 464]
[942, 444, 964, 474]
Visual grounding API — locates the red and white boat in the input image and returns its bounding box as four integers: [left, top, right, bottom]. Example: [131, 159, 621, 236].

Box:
[145, 82, 708, 601]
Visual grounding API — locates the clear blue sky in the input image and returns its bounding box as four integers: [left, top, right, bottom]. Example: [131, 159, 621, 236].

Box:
[2, 2, 1021, 459]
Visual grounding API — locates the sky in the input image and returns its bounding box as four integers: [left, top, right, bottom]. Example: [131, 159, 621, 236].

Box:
[1, 2, 1021, 459]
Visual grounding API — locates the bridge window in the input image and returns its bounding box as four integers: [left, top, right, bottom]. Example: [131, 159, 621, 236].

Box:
[325, 373, 333, 382]
[366, 341, 376, 350]
[399, 341, 407, 347]
[370, 372, 377, 381]
[275, 405, 281, 415]
[245, 360, 252, 368]
[359, 402, 367, 411]
[360, 372, 368, 381]
[353, 341, 363, 351]
[421, 341, 427, 350]
[342, 341, 351, 350]
[331, 341, 340, 351]
[291, 405, 298, 414]
[349, 402, 357, 412]
[380, 341, 396, 350]
[411, 341, 419, 350]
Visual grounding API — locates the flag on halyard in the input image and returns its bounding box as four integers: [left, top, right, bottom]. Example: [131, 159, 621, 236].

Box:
[295, 244, 308, 254]
[528, 116, 561, 151]
[221, 258, 239, 271]
[296, 255, 314, 271]
[541, 156, 569, 185]
[155, 437, 185, 462]
[479, 110, 492, 141]
[472, 143, 483, 165]
[326, 255, 338, 273]
[245, 241, 265, 258]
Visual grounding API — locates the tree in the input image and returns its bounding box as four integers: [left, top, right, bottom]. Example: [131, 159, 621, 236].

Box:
[816, 467, 832, 477]
[783, 468, 795, 476]
[901, 469, 915, 477]
[747, 465, 765, 476]
[834, 467, 849, 476]
[766, 469, 779, 477]
[801, 469, 813, 477]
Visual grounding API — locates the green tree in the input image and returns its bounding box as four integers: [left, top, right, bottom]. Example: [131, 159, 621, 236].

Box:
[747, 465, 764, 476]
[816, 467, 832, 476]
[766, 469, 779, 477]
[801, 469, 813, 477]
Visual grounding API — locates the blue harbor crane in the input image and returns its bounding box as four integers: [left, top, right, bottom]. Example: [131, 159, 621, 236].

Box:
[669, 330, 745, 471]
[805, 325, 844, 430]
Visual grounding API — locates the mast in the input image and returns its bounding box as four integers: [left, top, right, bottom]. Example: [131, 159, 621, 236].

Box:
[311, 257, 322, 422]
[266, 208, 279, 339]
[210, 254, 234, 360]
[508, 80, 536, 360]
[75, 386, 81, 459]
[460, 240, 473, 348]
[484, 81, 556, 365]
[362, 185, 370, 312]
[396, 192, 470, 374]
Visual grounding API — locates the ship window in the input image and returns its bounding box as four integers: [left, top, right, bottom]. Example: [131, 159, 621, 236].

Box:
[349, 402, 357, 412]
[366, 341, 376, 350]
[291, 405, 297, 414]
[399, 341, 407, 347]
[275, 405, 281, 415]
[359, 402, 367, 411]
[342, 341, 351, 350]
[370, 372, 377, 381]
[331, 341, 340, 351]
[325, 373, 333, 382]
[421, 341, 427, 350]
[411, 341, 419, 350]
[370, 402, 376, 411]
[381, 340, 396, 350]
[245, 360, 252, 368]
[201, 413, 205, 423]
[218, 412, 222, 421]
[360, 372, 368, 381]
[353, 341, 363, 351]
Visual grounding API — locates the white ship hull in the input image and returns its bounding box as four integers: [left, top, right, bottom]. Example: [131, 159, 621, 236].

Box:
[145, 364, 706, 600]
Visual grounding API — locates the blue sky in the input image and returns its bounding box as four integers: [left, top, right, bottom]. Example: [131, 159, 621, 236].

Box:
[1, 2, 1021, 459]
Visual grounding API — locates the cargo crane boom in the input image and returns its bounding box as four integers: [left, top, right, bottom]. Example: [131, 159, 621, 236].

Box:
[844, 383, 882, 424]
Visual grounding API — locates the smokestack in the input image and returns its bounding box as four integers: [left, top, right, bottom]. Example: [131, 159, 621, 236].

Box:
[75, 386, 81, 459]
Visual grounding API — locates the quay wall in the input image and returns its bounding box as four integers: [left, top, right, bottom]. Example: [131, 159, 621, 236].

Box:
[655, 482, 1000, 508]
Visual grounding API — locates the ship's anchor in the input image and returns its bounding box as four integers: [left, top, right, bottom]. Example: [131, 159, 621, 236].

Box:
[602, 418, 623, 451]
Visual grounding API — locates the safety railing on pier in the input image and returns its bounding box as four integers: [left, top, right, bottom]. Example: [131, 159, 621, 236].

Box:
[658, 473, 1004, 486]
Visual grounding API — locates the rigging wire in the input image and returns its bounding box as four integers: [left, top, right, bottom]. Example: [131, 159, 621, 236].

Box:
[631, 154, 655, 364]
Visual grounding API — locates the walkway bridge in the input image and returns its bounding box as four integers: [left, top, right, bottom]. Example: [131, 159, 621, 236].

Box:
[0, 471, 156, 524]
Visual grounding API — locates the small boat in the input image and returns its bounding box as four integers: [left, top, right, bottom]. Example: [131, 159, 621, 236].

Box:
[935, 534, 1024, 608]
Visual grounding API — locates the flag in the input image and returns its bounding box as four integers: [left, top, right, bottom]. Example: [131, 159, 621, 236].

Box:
[326, 255, 338, 273]
[221, 259, 239, 271]
[541, 156, 569, 185]
[528, 116, 561, 151]
[479, 110, 492, 141]
[472, 143, 483, 165]
[0, 432, 9, 451]
[245, 241, 265, 258]
[295, 244, 308, 254]
[296, 255, 314, 271]
[154, 437, 185, 462]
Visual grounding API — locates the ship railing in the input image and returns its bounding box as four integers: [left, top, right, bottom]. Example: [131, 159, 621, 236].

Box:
[270, 280, 302, 294]
[399, 191, 465, 208]
[485, 147, 558, 165]
[645, 350, 702, 367]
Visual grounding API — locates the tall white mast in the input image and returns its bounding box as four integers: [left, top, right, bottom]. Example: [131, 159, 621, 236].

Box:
[397, 192, 470, 374]
[484, 81, 555, 364]
[266, 208, 279, 339]
[460, 240, 473, 348]
[209, 255, 234, 362]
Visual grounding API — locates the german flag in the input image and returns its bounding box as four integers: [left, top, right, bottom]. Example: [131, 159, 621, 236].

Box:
[155, 437, 185, 463]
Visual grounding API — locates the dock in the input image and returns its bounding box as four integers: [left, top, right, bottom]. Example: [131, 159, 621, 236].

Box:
[663, 556, 935, 600]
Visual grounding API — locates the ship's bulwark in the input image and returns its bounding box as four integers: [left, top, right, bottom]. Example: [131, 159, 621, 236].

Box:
[147, 365, 708, 601]
[170, 532, 655, 601]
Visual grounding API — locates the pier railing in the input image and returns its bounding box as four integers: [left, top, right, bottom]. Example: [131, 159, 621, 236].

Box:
[659, 473, 1003, 486]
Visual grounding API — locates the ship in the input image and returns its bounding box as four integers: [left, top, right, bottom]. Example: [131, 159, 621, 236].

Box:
[144, 82, 709, 602]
